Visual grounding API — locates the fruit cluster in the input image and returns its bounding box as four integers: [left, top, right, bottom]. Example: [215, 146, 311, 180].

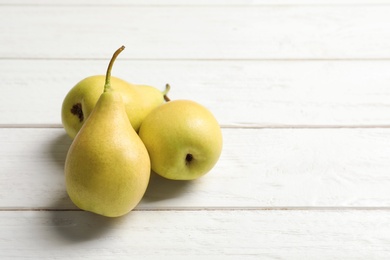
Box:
[61, 46, 223, 217]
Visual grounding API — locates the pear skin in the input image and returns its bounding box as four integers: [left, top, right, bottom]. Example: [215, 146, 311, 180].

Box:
[126, 84, 169, 133]
[61, 76, 168, 139]
[61, 76, 133, 138]
[64, 46, 151, 217]
[139, 99, 223, 180]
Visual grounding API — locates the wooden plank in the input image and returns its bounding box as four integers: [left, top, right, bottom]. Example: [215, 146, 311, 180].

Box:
[2, 60, 390, 126]
[2, 128, 390, 209]
[1, 6, 390, 59]
[0, 210, 389, 259]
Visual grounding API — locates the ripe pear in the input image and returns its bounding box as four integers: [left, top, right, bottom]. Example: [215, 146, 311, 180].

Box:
[139, 98, 223, 180]
[61, 70, 169, 139]
[65, 46, 150, 217]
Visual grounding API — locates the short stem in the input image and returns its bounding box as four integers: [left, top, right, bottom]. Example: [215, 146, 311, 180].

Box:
[104, 45, 125, 92]
[163, 83, 171, 102]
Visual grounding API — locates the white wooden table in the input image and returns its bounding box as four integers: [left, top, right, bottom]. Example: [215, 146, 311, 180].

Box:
[1, 0, 390, 258]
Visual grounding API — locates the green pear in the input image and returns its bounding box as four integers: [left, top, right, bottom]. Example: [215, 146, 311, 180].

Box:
[61, 70, 169, 139]
[65, 46, 150, 217]
[139, 97, 223, 180]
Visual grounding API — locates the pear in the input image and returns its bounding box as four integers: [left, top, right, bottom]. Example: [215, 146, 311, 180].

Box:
[61, 69, 169, 139]
[139, 96, 223, 180]
[65, 46, 151, 217]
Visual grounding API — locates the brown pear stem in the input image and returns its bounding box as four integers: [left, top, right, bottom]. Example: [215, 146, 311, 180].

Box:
[104, 45, 125, 92]
[163, 83, 171, 102]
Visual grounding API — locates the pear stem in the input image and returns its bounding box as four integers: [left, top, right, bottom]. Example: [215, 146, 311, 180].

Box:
[104, 45, 125, 92]
[163, 83, 171, 102]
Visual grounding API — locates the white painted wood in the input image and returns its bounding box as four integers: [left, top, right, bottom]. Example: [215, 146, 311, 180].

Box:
[3, 60, 390, 127]
[2, 128, 390, 209]
[0, 210, 389, 259]
[1, 0, 389, 5]
[1, 1, 390, 258]
[1, 5, 390, 59]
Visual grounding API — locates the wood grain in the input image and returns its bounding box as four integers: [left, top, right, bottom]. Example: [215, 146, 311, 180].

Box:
[1, 5, 390, 59]
[0, 210, 389, 259]
[1, 2, 390, 258]
[2, 60, 390, 127]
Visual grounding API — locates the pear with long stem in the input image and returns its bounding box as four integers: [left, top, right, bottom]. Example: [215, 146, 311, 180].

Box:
[65, 46, 151, 217]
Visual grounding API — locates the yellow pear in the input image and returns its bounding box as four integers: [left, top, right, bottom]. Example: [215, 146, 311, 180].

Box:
[65, 46, 150, 217]
[139, 97, 223, 180]
[61, 70, 169, 139]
